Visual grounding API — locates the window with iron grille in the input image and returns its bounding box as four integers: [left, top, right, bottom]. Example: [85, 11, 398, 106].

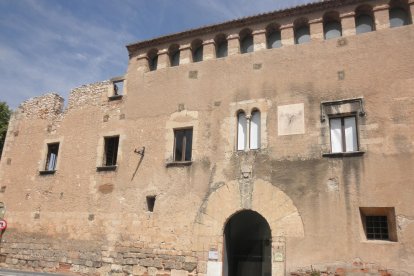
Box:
[174, 128, 192, 162]
[360, 207, 397, 242]
[45, 143, 59, 171]
[366, 216, 389, 240]
[104, 136, 119, 166]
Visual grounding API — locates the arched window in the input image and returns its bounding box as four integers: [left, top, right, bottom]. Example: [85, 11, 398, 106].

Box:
[250, 110, 261, 150]
[355, 5, 375, 34]
[192, 39, 203, 63]
[294, 18, 310, 44]
[169, 44, 180, 67]
[237, 111, 247, 151]
[389, 0, 412, 27]
[240, 29, 253, 54]
[266, 24, 282, 49]
[215, 34, 228, 58]
[147, 49, 158, 71]
[323, 12, 342, 39]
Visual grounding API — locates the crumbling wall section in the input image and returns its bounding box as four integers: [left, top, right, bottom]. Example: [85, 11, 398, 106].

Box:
[18, 93, 64, 120]
[67, 81, 111, 111]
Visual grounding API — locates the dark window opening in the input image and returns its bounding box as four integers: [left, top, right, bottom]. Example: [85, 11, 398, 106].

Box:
[355, 6, 375, 34]
[324, 21, 342, 39]
[389, 6, 411, 27]
[104, 136, 119, 166]
[146, 196, 156, 212]
[295, 25, 310, 44]
[45, 143, 59, 171]
[174, 128, 193, 162]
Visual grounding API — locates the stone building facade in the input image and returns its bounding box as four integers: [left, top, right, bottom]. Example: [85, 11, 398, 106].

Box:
[0, 0, 414, 275]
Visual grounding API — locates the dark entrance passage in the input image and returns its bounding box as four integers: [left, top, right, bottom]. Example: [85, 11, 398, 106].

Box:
[223, 210, 271, 276]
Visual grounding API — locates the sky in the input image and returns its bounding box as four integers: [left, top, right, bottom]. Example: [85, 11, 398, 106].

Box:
[0, 0, 315, 109]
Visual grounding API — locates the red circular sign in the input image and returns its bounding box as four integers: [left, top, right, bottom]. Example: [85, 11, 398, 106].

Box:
[0, 219, 7, 230]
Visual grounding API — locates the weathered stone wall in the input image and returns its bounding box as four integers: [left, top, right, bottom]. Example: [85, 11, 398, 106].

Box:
[0, 0, 414, 275]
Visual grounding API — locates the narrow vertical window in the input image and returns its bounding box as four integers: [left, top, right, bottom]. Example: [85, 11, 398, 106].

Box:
[330, 118, 343, 153]
[174, 129, 193, 162]
[45, 143, 59, 171]
[146, 196, 156, 212]
[323, 12, 342, 40]
[240, 29, 253, 54]
[192, 40, 203, 63]
[215, 34, 228, 58]
[169, 44, 180, 67]
[329, 116, 358, 153]
[344, 117, 358, 152]
[237, 112, 247, 151]
[149, 55, 158, 71]
[104, 136, 119, 166]
[250, 110, 261, 150]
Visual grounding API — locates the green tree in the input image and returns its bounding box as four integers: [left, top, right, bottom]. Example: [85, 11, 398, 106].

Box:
[0, 102, 12, 159]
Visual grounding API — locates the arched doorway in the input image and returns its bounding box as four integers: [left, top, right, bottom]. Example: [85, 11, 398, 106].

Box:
[223, 210, 271, 276]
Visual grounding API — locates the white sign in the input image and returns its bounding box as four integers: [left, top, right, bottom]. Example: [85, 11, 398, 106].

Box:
[208, 250, 219, 260]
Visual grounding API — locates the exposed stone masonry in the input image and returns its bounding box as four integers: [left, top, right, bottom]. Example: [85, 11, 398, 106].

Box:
[0, 234, 198, 275]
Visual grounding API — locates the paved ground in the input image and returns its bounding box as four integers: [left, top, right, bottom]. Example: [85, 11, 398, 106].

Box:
[0, 269, 66, 276]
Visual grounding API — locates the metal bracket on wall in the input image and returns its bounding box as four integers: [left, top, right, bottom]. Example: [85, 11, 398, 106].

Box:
[320, 97, 366, 122]
[134, 146, 145, 156]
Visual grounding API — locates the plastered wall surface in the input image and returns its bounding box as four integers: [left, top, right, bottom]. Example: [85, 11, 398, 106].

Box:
[0, 0, 414, 275]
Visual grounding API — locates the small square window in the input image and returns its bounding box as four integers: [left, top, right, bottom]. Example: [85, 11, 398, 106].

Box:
[329, 115, 358, 153]
[360, 207, 397, 242]
[104, 136, 119, 166]
[174, 128, 192, 162]
[45, 143, 59, 171]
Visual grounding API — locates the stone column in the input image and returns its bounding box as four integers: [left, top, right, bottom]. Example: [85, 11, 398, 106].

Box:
[245, 115, 251, 151]
[341, 13, 356, 37]
[136, 54, 149, 73]
[253, 29, 267, 51]
[179, 44, 192, 65]
[280, 24, 294, 46]
[156, 49, 169, 69]
[227, 34, 240, 56]
[203, 39, 216, 61]
[373, 4, 390, 30]
[309, 19, 324, 41]
[409, 1, 414, 23]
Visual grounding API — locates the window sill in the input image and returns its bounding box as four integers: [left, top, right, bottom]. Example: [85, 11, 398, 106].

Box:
[39, 170, 56, 175]
[361, 239, 397, 244]
[96, 165, 118, 172]
[166, 161, 192, 167]
[322, 151, 365, 158]
[108, 95, 123, 101]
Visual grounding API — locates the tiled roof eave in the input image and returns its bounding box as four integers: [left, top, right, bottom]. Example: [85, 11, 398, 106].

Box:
[126, 0, 372, 54]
